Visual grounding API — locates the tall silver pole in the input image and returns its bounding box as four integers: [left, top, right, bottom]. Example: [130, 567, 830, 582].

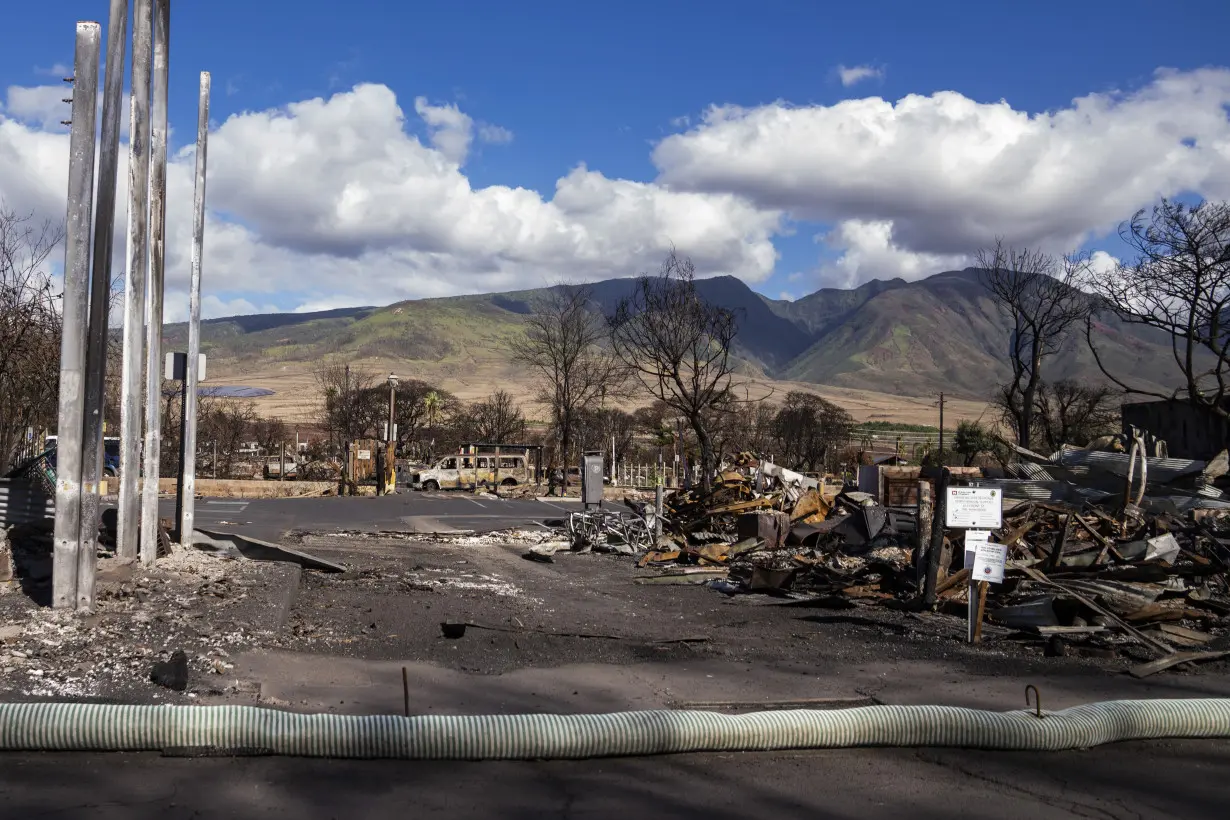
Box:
[52, 22, 102, 610]
[77, 0, 129, 610]
[140, 0, 169, 564]
[117, 0, 153, 561]
[177, 71, 210, 545]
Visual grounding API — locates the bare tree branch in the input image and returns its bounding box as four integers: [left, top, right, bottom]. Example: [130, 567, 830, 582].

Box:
[0, 203, 65, 470]
[977, 239, 1091, 447]
[1083, 199, 1230, 420]
[608, 251, 741, 492]
[510, 284, 628, 479]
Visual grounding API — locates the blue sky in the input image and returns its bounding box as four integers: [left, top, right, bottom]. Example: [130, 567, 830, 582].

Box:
[2, 0, 1230, 316]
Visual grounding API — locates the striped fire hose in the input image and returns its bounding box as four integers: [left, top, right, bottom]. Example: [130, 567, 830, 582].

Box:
[2, 698, 1229, 758]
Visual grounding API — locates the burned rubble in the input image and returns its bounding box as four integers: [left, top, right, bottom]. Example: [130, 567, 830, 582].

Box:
[544, 445, 1230, 678]
[0, 522, 290, 700]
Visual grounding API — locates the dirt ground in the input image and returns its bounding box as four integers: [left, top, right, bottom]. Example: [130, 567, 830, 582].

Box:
[270, 530, 1230, 689]
[6, 527, 1230, 712]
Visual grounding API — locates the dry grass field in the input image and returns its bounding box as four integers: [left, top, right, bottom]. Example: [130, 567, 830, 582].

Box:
[209, 354, 990, 429]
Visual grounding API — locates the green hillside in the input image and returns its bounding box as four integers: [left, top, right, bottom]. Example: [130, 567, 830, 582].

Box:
[162, 268, 1195, 403]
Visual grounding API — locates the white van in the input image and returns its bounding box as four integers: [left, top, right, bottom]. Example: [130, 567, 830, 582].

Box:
[412, 453, 531, 491]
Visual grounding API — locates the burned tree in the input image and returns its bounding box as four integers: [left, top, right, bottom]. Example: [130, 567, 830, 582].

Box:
[575, 407, 636, 464]
[978, 240, 1090, 448]
[1031, 379, 1119, 452]
[314, 363, 384, 449]
[394, 380, 457, 458]
[252, 415, 289, 457]
[198, 399, 257, 478]
[609, 251, 740, 492]
[1085, 199, 1230, 421]
[458, 390, 527, 443]
[0, 206, 64, 470]
[771, 391, 854, 472]
[510, 285, 626, 482]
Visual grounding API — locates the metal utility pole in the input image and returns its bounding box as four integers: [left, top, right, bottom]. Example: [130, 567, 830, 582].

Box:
[384, 373, 397, 495]
[51, 22, 101, 610]
[78, 0, 130, 610]
[139, 0, 169, 564]
[937, 392, 946, 460]
[176, 71, 210, 545]
[117, 0, 153, 561]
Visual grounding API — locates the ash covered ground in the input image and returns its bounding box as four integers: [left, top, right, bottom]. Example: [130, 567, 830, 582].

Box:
[0, 543, 295, 702]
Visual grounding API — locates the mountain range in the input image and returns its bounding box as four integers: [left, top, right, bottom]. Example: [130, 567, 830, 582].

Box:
[162, 269, 1185, 412]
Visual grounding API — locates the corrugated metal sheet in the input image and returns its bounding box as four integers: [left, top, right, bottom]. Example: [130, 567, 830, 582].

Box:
[1052, 447, 1205, 484]
[981, 479, 1115, 503]
[0, 478, 54, 527]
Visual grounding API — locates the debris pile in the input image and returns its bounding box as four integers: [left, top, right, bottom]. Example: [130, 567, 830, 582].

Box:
[966, 500, 1230, 676]
[0, 528, 287, 700]
[541, 450, 1230, 676]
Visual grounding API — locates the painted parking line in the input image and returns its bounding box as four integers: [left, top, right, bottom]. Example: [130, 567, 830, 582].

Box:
[536, 499, 577, 512]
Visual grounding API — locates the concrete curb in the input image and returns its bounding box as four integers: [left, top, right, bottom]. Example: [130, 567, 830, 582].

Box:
[192, 528, 345, 573]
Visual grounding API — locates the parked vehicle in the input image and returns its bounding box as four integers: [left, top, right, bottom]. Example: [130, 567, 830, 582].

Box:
[262, 456, 299, 479]
[44, 436, 121, 476]
[412, 452, 531, 490]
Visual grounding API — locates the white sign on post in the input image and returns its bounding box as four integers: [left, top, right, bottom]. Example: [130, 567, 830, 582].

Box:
[964, 529, 991, 569]
[971, 542, 1008, 584]
[945, 487, 1002, 530]
[357, 450, 372, 461]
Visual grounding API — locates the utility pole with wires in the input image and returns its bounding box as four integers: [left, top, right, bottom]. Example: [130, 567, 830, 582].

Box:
[117, 0, 153, 562]
[50, 21, 101, 610]
[139, 0, 170, 565]
[78, 0, 130, 610]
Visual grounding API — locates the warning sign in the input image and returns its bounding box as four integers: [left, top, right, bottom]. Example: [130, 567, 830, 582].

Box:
[357, 450, 372, 461]
[971, 542, 1008, 584]
[945, 487, 1002, 529]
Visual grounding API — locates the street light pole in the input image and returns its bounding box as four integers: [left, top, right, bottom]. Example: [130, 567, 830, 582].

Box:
[176, 71, 210, 546]
[385, 373, 397, 495]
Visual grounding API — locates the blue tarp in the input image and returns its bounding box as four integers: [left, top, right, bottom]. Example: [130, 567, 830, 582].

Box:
[198, 386, 276, 398]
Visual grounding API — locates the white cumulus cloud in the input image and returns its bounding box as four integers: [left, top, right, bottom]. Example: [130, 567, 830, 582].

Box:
[478, 123, 514, 144]
[654, 67, 1230, 287]
[837, 64, 883, 87]
[413, 95, 475, 165]
[4, 84, 133, 137]
[0, 82, 779, 319]
[7, 66, 1230, 319]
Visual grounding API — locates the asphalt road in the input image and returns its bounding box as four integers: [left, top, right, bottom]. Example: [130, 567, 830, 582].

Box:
[17, 494, 1224, 818]
[1, 740, 1227, 819]
[160, 491, 582, 543]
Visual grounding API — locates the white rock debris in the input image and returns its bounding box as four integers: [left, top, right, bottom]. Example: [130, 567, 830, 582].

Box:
[0, 544, 282, 701]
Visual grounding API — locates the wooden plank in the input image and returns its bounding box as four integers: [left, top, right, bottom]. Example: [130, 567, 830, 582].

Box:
[972, 580, 989, 643]
[1047, 514, 1073, 572]
[935, 567, 970, 596]
[1129, 650, 1230, 679]
[1156, 623, 1214, 644]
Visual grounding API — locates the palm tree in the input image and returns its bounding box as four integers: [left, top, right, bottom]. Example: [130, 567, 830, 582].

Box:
[422, 392, 442, 458]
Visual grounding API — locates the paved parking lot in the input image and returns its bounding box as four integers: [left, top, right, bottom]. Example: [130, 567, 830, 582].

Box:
[160, 491, 584, 543]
